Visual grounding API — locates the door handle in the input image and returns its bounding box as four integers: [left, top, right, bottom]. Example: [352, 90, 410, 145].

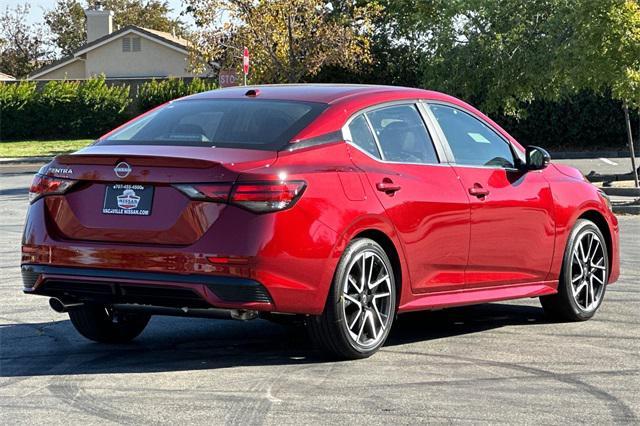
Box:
[468, 184, 490, 198]
[376, 178, 401, 195]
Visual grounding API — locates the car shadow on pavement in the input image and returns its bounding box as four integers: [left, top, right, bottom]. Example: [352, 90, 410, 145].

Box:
[0, 302, 550, 378]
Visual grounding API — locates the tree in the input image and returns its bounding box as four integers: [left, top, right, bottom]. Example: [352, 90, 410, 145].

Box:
[396, 0, 639, 184]
[45, 0, 86, 56]
[185, 0, 381, 83]
[0, 5, 52, 78]
[45, 0, 186, 56]
[558, 0, 640, 186]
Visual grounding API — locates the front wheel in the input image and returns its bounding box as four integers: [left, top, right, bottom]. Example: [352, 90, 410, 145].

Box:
[68, 304, 150, 343]
[540, 219, 609, 321]
[307, 238, 397, 359]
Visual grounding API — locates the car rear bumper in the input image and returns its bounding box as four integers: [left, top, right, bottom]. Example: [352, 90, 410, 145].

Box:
[22, 264, 275, 312]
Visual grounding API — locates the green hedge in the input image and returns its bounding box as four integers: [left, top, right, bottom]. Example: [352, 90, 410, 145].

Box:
[495, 91, 639, 151]
[136, 77, 217, 112]
[0, 76, 131, 140]
[0, 77, 218, 141]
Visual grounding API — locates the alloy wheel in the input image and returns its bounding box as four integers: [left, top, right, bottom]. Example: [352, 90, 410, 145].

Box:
[570, 230, 607, 312]
[342, 250, 393, 349]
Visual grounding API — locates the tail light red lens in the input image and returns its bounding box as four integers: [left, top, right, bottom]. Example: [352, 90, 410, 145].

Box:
[29, 174, 77, 203]
[174, 181, 306, 213]
[231, 181, 306, 212]
[173, 183, 232, 202]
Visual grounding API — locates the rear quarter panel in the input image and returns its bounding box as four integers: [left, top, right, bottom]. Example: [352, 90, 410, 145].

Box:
[243, 142, 410, 313]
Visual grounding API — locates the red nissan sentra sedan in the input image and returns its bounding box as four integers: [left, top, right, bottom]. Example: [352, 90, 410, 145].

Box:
[22, 85, 620, 359]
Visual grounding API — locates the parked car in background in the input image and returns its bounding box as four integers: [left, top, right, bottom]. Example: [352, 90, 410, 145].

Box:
[22, 84, 619, 359]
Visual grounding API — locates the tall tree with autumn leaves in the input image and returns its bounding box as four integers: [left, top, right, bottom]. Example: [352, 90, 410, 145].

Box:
[185, 0, 381, 83]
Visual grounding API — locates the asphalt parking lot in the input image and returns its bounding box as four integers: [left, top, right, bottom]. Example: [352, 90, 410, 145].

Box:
[555, 156, 638, 177]
[1, 168, 639, 424]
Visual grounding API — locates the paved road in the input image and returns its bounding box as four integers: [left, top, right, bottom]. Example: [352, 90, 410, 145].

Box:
[1, 171, 639, 424]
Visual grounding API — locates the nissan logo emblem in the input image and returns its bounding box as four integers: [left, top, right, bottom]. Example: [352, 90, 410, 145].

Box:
[114, 162, 132, 178]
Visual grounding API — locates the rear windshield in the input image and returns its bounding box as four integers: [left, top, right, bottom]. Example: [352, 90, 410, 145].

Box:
[99, 99, 327, 151]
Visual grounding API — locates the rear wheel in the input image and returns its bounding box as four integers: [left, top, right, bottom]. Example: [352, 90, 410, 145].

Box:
[540, 219, 608, 321]
[307, 238, 396, 359]
[68, 304, 150, 343]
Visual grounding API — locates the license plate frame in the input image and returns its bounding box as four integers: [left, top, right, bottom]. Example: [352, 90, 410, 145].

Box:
[102, 183, 154, 216]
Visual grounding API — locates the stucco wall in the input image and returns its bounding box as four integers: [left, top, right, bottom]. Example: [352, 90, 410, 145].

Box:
[35, 59, 86, 80]
[85, 35, 195, 78]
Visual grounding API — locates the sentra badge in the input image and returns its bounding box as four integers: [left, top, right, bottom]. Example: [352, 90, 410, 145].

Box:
[114, 162, 132, 178]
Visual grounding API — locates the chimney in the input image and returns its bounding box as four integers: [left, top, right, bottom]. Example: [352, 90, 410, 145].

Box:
[85, 8, 114, 42]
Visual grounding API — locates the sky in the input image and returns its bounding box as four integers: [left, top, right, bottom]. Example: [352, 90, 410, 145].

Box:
[2, 0, 194, 27]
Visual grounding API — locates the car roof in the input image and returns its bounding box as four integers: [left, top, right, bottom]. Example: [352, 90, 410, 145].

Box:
[187, 84, 445, 104]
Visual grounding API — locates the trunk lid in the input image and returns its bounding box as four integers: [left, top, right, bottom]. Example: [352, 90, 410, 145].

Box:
[42, 145, 276, 245]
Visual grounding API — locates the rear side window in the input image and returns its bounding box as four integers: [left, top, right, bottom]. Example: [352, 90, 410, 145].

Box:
[429, 104, 515, 168]
[101, 99, 327, 151]
[366, 105, 439, 164]
[347, 115, 381, 158]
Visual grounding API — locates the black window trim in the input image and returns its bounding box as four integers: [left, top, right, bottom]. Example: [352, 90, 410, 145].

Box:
[341, 100, 449, 167]
[423, 100, 525, 170]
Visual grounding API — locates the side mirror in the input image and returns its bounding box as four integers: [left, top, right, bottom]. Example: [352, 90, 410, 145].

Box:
[525, 146, 551, 170]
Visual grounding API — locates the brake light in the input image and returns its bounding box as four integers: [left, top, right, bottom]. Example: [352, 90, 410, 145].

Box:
[174, 181, 306, 213]
[230, 181, 306, 212]
[173, 183, 232, 202]
[29, 174, 77, 203]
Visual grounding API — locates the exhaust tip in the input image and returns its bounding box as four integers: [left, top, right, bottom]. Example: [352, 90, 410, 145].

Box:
[49, 298, 83, 313]
[49, 297, 66, 313]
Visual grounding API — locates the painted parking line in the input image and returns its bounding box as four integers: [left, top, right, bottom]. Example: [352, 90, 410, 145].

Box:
[599, 158, 618, 166]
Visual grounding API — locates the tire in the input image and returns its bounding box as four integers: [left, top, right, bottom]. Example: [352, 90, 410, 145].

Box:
[68, 304, 150, 343]
[307, 238, 397, 359]
[540, 219, 609, 321]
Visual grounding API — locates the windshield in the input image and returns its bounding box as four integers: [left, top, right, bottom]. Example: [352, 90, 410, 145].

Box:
[99, 99, 327, 151]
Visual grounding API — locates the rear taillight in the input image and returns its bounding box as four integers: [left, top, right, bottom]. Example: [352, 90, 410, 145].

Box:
[173, 183, 233, 202]
[29, 174, 77, 204]
[174, 181, 306, 213]
[231, 182, 306, 212]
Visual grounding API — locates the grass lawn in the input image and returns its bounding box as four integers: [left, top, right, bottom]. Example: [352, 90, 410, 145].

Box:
[0, 139, 93, 158]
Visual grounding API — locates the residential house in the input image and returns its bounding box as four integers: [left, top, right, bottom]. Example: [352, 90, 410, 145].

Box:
[29, 8, 200, 80]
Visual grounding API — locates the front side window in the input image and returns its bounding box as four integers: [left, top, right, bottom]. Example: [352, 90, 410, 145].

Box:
[366, 104, 439, 164]
[429, 104, 515, 168]
[101, 99, 327, 151]
[347, 115, 381, 159]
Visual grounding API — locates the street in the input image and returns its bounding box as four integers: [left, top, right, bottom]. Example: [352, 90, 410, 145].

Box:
[1, 168, 639, 424]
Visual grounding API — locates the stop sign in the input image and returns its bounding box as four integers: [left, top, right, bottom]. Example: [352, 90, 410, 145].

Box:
[243, 47, 250, 75]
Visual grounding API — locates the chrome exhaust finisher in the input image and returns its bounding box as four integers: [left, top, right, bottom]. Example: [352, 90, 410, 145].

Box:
[49, 297, 84, 313]
[111, 304, 259, 321]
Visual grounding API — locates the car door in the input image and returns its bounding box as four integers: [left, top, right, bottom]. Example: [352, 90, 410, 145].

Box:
[427, 103, 555, 288]
[344, 103, 471, 294]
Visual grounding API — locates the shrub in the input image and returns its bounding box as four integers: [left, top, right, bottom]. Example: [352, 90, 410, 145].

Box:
[0, 81, 38, 140]
[496, 91, 639, 151]
[0, 76, 131, 140]
[137, 77, 217, 112]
